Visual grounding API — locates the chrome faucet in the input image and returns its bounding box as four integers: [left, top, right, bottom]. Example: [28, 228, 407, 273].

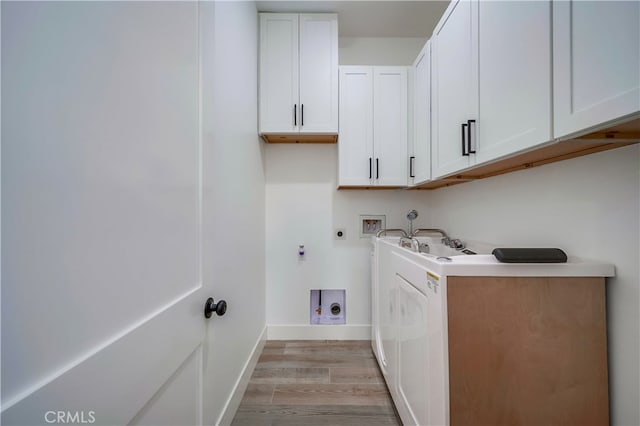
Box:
[406, 210, 418, 235]
[411, 228, 449, 239]
[408, 228, 466, 250]
[449, 238, 466, 250]
[376, 228, 409, 238]
[399, 236, 420, 252]
[440, 237, 465, 250]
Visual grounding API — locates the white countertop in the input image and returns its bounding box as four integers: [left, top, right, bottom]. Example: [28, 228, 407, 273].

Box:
[376, 237, 615, 278]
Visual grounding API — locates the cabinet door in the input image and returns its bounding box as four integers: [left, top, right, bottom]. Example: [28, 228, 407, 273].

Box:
[397, 275, 429, 426]
[553, 1, 640, 138]
[259, 13, 299, 133]
[299, 14, 339, 134]
[338, 67, 374, 186]
[373, 67, 408, 186]
[432, 0, 476, 179]
[411, 41, 432, 185]
[476, 1, 552, 164]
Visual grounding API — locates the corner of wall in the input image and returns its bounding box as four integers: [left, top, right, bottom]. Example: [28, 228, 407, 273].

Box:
[216, 326, 267, 426]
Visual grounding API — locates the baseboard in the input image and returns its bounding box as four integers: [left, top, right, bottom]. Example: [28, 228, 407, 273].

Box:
[216, 326, 267, 426]
[267, 324, 371, 340]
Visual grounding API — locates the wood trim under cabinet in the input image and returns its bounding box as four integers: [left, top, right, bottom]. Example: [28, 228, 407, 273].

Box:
[415, 140, 637, 190]
[415, 115, 639, 190]
[446, 276, 609, 426]
[261, 133, 337, 144]
[337, 185, 407, 190]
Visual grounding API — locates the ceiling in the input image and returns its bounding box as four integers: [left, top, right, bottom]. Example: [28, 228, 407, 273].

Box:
[255, 1, 450, 38]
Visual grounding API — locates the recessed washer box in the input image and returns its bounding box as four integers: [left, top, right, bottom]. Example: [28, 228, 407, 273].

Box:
[310, 289, 345, 325]
[360, 215, 385, 238]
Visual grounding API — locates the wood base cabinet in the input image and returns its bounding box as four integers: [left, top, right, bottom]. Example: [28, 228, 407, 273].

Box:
[447, 276, 609, 426]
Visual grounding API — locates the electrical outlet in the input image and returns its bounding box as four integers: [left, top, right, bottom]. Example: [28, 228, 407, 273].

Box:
[335, 228, 346, 240]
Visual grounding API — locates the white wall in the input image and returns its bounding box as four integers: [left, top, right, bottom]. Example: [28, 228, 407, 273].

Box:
[265, 144, 430, 338]
[264, 35, 429, 339]
[339, 37, 426, 65]
[263, 23, 639, 426]
[428, 144, 640, 426]
[265, 142, 639, 422]
[202, 1, 266, 423]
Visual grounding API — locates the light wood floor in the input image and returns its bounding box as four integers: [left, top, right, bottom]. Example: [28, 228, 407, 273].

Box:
[231, 340, 402, 426]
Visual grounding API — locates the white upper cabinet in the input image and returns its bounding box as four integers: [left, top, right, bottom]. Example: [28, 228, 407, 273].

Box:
[298, 14, 339, 133]
[374, 68, 409, 186]
[432, 0, 552, 179]
[259, 13, 338, 135]
[475, 0, 552, 165]
[410, 40, 432, 185]
[553, 1, 640, 139]
[432, 0, 476, 179]
[259, 13, 298, 133]
[338, 66, 408, 187]
[338, 67, 374, 186]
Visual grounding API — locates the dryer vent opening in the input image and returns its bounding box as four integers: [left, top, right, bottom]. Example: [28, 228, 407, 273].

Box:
[310, 289, 345, 325]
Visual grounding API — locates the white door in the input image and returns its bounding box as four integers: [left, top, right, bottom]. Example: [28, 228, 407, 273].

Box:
[432, 0, 476, 179]
[338, 66, 374, 187]
[553, 0, 640, 139]
[2, 3, 216, 424]
[411, 41, 432, 185]
[259, 13, 299, 134]
[373, 67, 408, 186]
[299, 14, 339, 133]
[476, 0, 552, 165]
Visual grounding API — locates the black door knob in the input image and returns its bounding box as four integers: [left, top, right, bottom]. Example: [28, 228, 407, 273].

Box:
[204, 297, 227, 318]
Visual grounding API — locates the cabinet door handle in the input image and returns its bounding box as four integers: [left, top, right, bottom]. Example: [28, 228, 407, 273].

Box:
[376, 158, 379, 179]
[294, 104, 297, 127]
[409, 156, 415, 178]
[301, 104, 304, 126]
[369, 158, 372, 179]
[467, 119, 476, 154]
[461, 123, 469, 156]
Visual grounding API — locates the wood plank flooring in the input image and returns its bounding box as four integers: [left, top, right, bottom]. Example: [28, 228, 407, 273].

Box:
[231, 340, 401, 426]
